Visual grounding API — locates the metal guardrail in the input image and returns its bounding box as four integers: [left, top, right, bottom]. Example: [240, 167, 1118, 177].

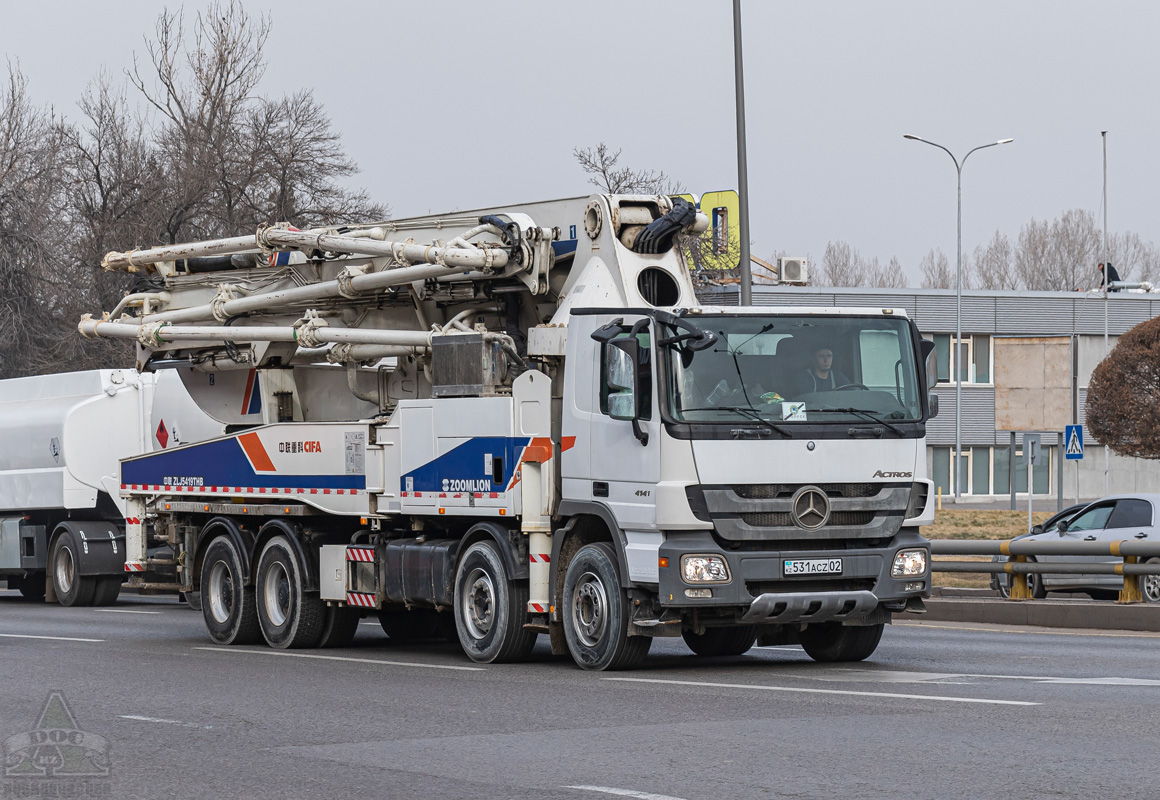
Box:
[929, 539, 1160, 603]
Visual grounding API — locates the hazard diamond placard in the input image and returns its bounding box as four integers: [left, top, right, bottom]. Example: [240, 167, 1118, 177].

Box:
[1065, 424, 1084, 460]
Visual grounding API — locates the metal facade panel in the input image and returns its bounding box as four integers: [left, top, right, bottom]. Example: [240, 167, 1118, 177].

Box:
[910, 296, 959, 332]
[1073, 294, 1155, 334]
[995, 297, 1073, 335]
[926, 386, 996, 446]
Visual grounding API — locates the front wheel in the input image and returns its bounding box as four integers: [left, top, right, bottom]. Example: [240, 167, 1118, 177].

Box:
[1142, 557, 1160, 604]
[453, 540, 536, 663]
[682, 625, 758, 657]
[994, 555, 1046, 599]
[562, 542, 650, 671]
[255, 536, 325, 649]
[200, 537, 261, 645]
[51, 532, 95, 607]
[799, 622, 884, 663]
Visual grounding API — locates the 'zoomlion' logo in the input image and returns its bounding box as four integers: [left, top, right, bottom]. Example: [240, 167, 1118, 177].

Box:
[442, 478, 493, 492]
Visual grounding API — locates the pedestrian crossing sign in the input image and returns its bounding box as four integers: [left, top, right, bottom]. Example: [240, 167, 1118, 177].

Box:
[1065, 424, 1084, 460]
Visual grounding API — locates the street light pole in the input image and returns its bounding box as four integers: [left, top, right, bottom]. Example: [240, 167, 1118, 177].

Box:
[904, 134, 1013, 503]
[733, 0, 752, 305]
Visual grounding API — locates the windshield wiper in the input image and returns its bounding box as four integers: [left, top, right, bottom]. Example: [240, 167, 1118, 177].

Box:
[810, 407, 906, 436]
[678, 406, 792, 438]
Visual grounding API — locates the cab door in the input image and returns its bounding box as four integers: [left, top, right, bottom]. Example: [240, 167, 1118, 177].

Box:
[1045, 502, 1114, 591]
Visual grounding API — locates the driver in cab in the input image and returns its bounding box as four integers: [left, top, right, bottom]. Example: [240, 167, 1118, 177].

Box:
[801, 345, 849, 393]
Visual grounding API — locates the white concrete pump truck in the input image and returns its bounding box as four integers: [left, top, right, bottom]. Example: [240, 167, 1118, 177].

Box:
[80, 193, 937, 669]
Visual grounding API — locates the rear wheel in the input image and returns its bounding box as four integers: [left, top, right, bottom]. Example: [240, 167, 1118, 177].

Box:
[453, 540, 536, 663]
[562, 542, 650, 671]
[90, 577, 122, 606]
[682, 625, 758, 657]
[200, 536, 261, 645]
[379, 608, 441, 641]
[318, 606, 361, 648]
[255, 536, 324, 649]
[51, 532, 95, 607]
[995, 556, 1046, 599]
[799, 622, 884, 663]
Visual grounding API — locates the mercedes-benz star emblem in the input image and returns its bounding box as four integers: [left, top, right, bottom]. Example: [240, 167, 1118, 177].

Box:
[791, 485, 831, 530]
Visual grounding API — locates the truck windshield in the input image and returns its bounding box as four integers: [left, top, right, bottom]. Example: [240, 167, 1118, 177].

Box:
[663, 315, 923, 425]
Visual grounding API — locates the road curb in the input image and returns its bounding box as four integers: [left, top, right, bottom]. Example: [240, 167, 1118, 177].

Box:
[906, 597, 1160, 632]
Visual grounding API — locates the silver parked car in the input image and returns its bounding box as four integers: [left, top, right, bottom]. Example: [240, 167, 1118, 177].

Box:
[993, 495, 1160, 602]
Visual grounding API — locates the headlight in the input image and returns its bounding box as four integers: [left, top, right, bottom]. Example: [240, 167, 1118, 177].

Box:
[681, 555, 731, 583]
[892, 548, 928, 578]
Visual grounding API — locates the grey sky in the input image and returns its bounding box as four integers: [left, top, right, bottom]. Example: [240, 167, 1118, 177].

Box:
[5, 1, 1157, 284]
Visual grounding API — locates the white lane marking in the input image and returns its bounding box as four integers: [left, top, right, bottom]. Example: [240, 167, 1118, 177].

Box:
[193, 647, 485, 671]
[100, 609, 162, 615]
[755, 645, 801, 651]
[119, 714, 212, 729]
[566, 786, 688, 800]
[0, 633, 104, 643]
[604, 676, 1039, 706]
[822, 668, 1160, 687]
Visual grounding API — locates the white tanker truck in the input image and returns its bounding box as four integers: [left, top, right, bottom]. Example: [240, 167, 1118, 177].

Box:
[80, 193, 937, 668]
[0, 369, 221, 605]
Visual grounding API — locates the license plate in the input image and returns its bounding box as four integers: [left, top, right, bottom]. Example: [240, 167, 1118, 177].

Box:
[783, 558, 843, 577]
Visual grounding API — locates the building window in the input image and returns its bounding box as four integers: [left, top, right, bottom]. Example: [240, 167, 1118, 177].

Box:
[971, 446, 990, 495]
[991, 445, 1051, 495]
[932, 447, 950, 495]
[932, 334, 993, 385]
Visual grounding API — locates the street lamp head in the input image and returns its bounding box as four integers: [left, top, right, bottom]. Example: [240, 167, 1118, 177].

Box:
[997, 138, 1014, 144]
[903, 134, 923, 141]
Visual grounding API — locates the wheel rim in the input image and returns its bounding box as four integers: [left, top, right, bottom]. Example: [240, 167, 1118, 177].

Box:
[1144, 573, 1160, 603]
[263, 561, 291, 627]
[55, 546, 74, 594]
[463, 567, 495, 640]
[208, 560, 236, 624]
[572, 570, 609, 648]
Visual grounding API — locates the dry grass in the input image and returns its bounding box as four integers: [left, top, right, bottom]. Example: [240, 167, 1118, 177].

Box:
[926, 509, 1053, 588]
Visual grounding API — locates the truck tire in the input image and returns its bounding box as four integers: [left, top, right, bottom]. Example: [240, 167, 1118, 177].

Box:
[51, 532, 96, 607]
[200, 536, 261, 645]
[90, 577, 122, 607]
[255, 536, 325, 649]
[682, 625, 758, 657]
[183, 590, 203, 611]
[318, 606, 360, 648]
[799, 622, 884, 663]
[379, 608, 441, 641]
[562, 542, 651, 671]
[453, 540, 537, 663]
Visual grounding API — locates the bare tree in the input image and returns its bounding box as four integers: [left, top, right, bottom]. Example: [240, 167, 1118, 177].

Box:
[866, 255, 907, 288]
[920, 248, 955, 289]
[574, 142, 683, 195]
[0, 65, 72, 378]
[818, 240, 867, 287]
[970, 230, 1014, 290]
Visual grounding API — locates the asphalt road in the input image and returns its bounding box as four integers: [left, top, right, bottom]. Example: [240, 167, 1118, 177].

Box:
[1, 590, 1158, 800]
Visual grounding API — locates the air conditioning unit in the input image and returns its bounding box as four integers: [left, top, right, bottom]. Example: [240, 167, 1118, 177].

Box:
[777, 257, 809, 285]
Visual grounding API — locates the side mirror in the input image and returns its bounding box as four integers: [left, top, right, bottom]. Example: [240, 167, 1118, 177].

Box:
[1057, 520, 1070, 534]
[605, 341, 637, 422]
[1030, 524, 1044, 534]
[920, 339, 938, 390]
[604, 338, 649, 445]
[928, 393, 939, 418]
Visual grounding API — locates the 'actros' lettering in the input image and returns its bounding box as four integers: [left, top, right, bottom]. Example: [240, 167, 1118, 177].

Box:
[873, 470, 913, 478]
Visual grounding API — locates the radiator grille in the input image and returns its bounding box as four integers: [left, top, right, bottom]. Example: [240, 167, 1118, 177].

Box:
[733, 482, 879, 499]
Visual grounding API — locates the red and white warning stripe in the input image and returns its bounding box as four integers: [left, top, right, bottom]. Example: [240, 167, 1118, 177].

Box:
[346, 547, 375, 562]
[346, 592, 376, 608]
[124, 562, 146, 572]
[125, 517, 142, 525]
[527, 602, 548, 613]
[529, 553, 550, 563]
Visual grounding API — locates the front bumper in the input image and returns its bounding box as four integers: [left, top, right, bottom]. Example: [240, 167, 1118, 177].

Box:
[657, 529, 929, 622]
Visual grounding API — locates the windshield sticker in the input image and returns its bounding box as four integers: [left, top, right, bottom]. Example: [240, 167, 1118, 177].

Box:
[782, 402, 807, 421]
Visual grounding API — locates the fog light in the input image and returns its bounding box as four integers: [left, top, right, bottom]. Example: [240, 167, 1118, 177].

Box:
[904, 581, 925, 592]
[684, 588, 712, 598]
[892, 549, 928, 577]
[681, 555, 731, 583]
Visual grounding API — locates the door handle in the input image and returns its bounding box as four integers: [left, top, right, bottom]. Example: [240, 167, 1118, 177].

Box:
[1083, 535, 1097, 541]
[1136, 532, 1149, 539]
